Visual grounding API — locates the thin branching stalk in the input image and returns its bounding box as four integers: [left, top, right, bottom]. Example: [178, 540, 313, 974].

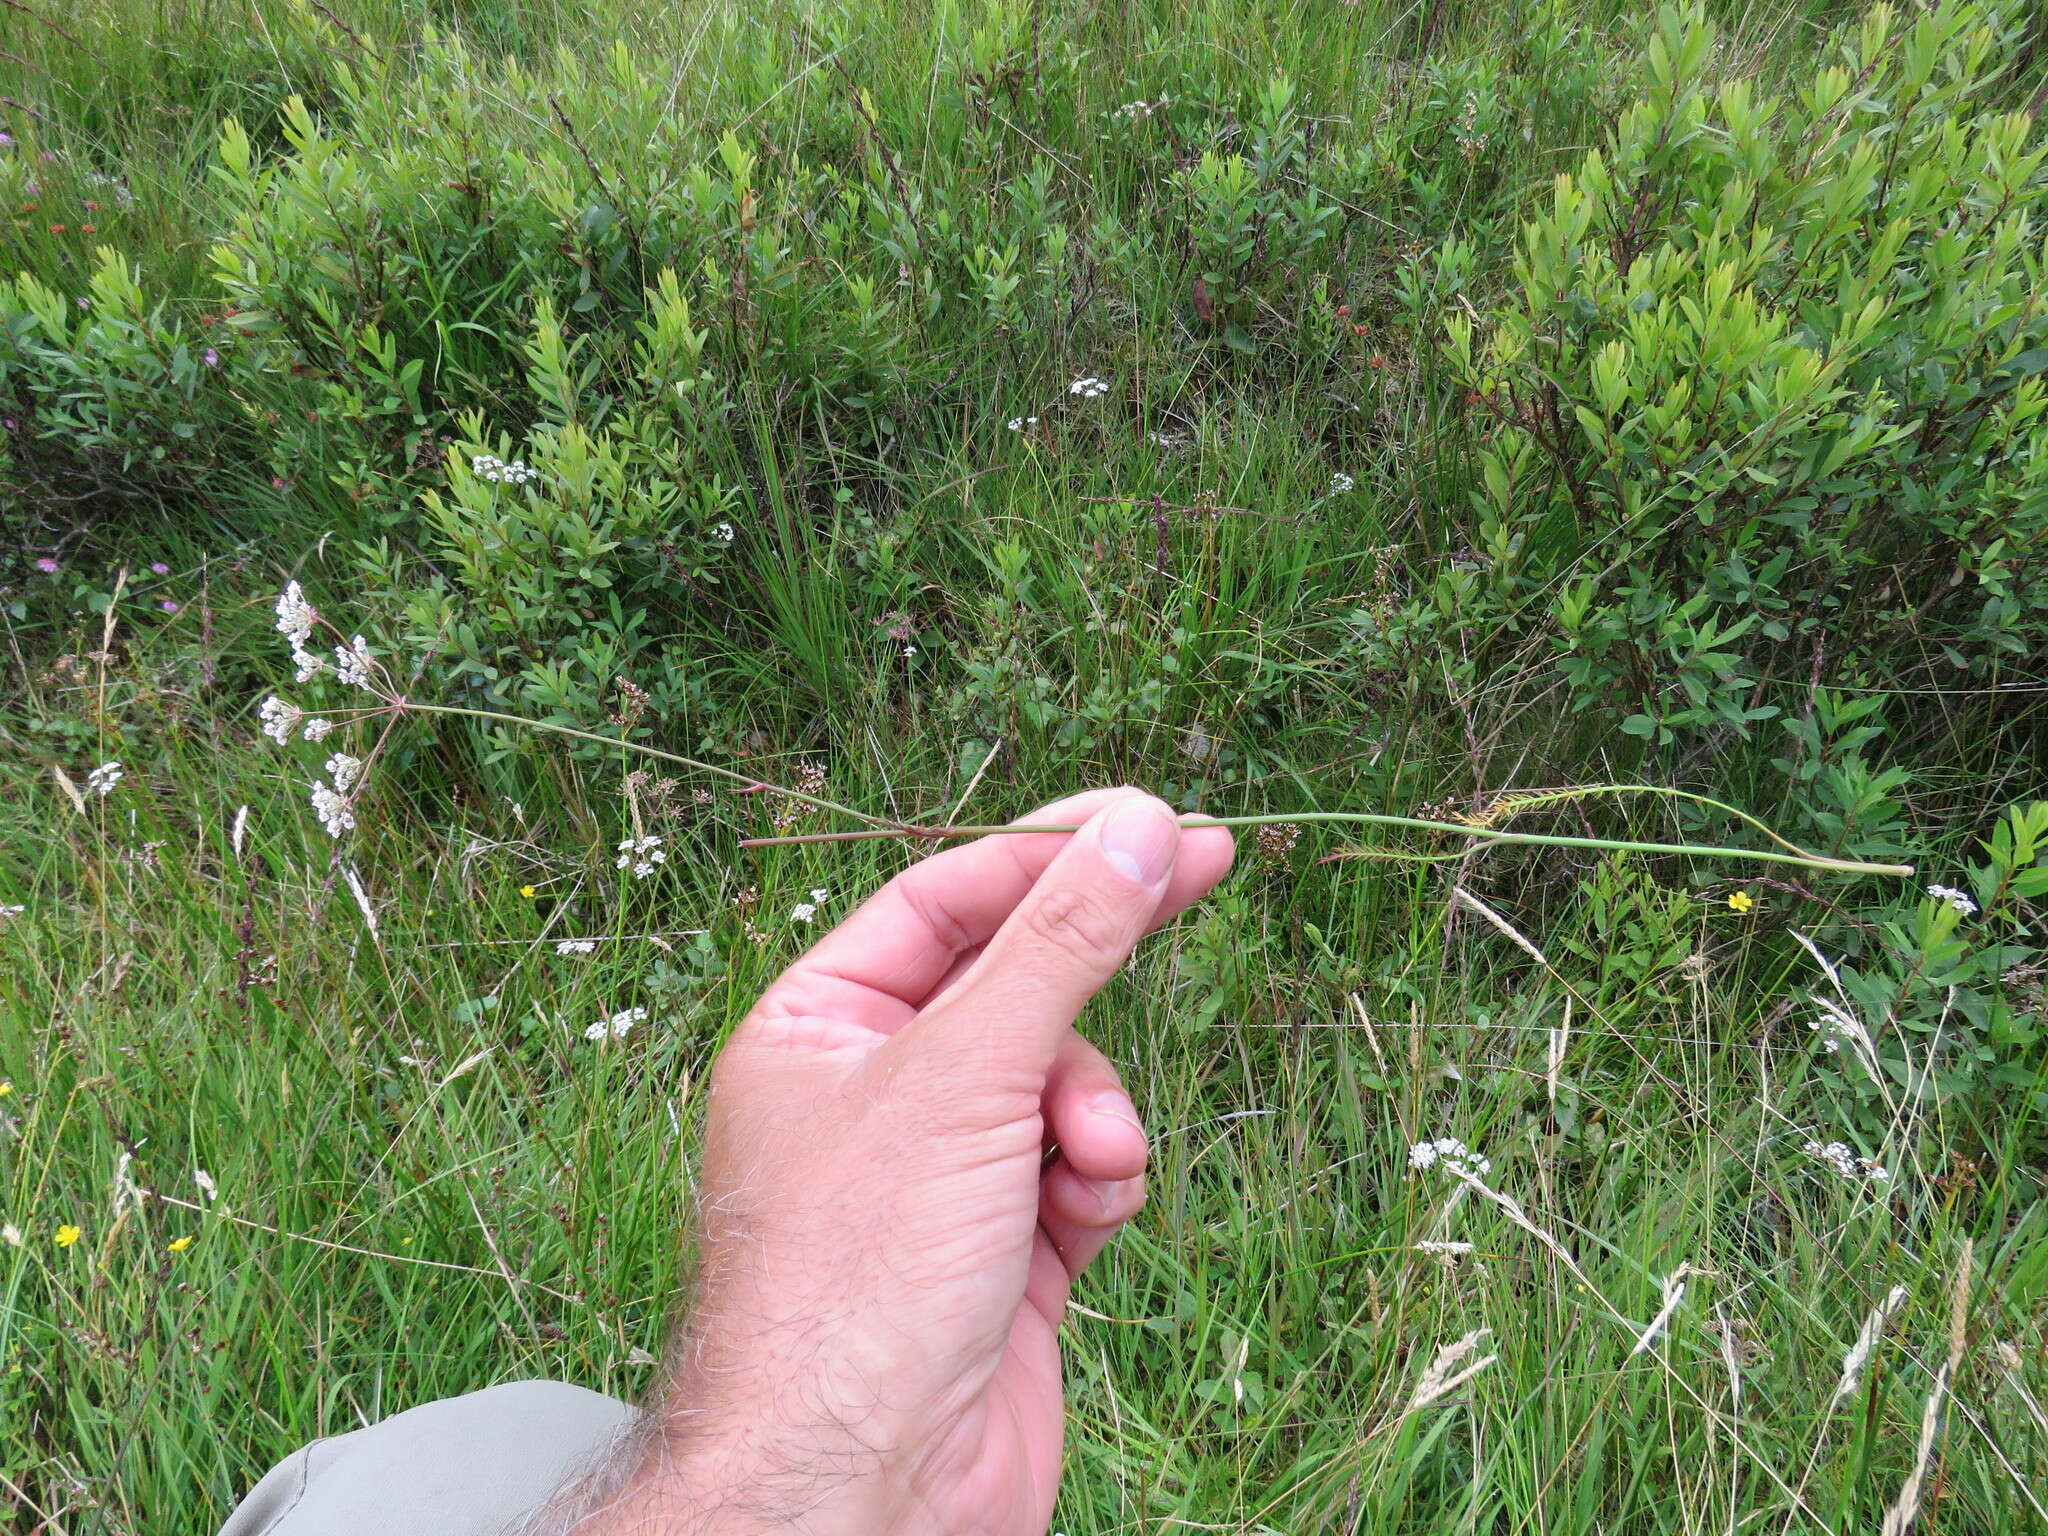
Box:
[399, 703, 1916, 879]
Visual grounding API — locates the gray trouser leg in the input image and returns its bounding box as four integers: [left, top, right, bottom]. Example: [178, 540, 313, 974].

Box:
[217, 1379, 642, 1536]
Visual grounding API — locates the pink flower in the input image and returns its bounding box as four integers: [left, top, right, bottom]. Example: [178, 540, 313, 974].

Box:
[158, 599, 180, 612]
[75, 296, 88, 310]
[149, 562, 169, 574]
[34, 558, 59, 574]
[202, 347, 220, 368]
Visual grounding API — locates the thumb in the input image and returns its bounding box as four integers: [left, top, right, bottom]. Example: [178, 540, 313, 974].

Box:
[887, 793, 1182, 1095]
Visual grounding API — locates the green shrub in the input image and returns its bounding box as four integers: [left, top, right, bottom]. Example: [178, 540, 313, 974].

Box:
[1444, 0, 2048, 751]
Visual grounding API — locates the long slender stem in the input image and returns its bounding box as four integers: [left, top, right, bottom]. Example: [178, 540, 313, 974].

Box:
[739, 815, 1915, 878]
[405, 701, 1915, 879]
[403, 702, 901, 829]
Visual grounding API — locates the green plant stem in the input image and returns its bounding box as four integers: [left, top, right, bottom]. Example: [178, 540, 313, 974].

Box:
[402, 702, 901, 828]
[406, 703, 1914, 879]
[739, 816, 1915, 878]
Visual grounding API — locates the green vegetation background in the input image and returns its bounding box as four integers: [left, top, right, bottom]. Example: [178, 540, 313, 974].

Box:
[1, 0, 2046, 1530]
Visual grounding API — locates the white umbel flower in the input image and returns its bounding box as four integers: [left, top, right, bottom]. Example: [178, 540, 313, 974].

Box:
[323, 753, 363, 793]
[615, 835, 665, 879]
[789, 902, 817, 924]
[291, 646, 328, 682]
[258, 695, 302, 744]
[310, 783, 354, 838]
[301, 717, 335, 742]
[1408, 1136, 1491, 1178]
[86, 761, 123, 797]
[555, 939, 597, 955]
[713, 522, 736, 543]
[1925, 884, 1978, 916]
[472, 453, 539, 487]
[333, 635, 375, 692]
[274, 581, 316, 649]
[1068, 376, 1109, 398]
[1803, 1138, 1890, 1184]
[584, 1005, 647, 1041]
[1329, 471, 1356, 494]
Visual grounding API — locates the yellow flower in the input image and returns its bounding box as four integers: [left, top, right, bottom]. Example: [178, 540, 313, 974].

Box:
[0, 1080, 13, 1096]
[167, 1235, 194, 1252]
[54, 1224, 81, 1248]
[519, 885, 537, 899]
[1727, 890, 1755, 914]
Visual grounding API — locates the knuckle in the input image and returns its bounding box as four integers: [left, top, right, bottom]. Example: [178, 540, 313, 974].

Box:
[1023, 884, 1132, 969]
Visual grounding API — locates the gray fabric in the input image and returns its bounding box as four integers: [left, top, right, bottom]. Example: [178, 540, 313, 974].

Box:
[217, 1379, 641, 1536]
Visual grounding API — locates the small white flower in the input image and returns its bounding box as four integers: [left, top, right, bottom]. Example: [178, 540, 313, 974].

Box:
[809, 888, 829, 902]
[259, 695, 302, 744]
[310, 782, 355, 838]
[193, 1169, 217, 1203]
[301, 717, 335, 742]
[556, 939, 597, 955]
[1329, 471, 1356, 494]
[713, 522, 736, 543]
[291, 646, 328, 683]
[274, 581, 317, 649]
[333, 635, 375, 692]
[1808, 996, 1872, 1058]
[903, 644, 918, 658]
[0, 1223, 20, 1247]
[1408, 1136, 1492, 1178]
[789, 902, 817, 924]
[1068, 376, 1109, 398]
[615, 835, 665, 878]
[86, 761, 123, 797]
[0, 904, 24, 920]
[1803, 1138, 1889, 1184]
[1006, 416, 1038, 431]
[1925, 883, 1978, 917]
[323, 753, 362, 793]
[585, 1006, 647, 1041]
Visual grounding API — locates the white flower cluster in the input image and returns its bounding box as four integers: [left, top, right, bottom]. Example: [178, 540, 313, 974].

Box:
[713, 522, 736, 543]
[1808, 996, 1873, 1057]
[258, 695, 301, 743]
[790, 902, 817, 924]
[260, 695, 335, 744]
[1069, 376, 1110, 398]
[308, 753, 363, 838]
[1804, 1139, 1890, 1184]
[1409, 1136, 1492, 1178]
[556, 939, 597, 955]
[616, 834, 665, 879]
[1112, 96, 1168, 120]
[1926, 883, 1978, 917]
[86, 761, 123, 797]
[333, 634, 376, 692]
[1329, 471, 1356, 494]
[1007, 415, 1039, 431]
[1414, 1239, 1476, 1257]
[471, 453, 539, 486]
[584, 1006, 647, 1041]
[276, 581, 327, 682]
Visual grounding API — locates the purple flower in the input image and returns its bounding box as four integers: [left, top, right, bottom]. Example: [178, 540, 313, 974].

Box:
[34, 558, 59, 574]
[76, 297, 88, 310]
[202, 347, 220, 368]
[2, 418, 15, 432]
[0, 133, 12, 146]
[149, 562, 169, 574]
[158, 599, 180, 613]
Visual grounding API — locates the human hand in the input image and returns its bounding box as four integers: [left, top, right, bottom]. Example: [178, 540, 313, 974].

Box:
[576, 789, 1233, 1535]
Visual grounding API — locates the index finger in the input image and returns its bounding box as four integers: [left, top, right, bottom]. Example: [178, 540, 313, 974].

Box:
[750, 788, 1232, 1033]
